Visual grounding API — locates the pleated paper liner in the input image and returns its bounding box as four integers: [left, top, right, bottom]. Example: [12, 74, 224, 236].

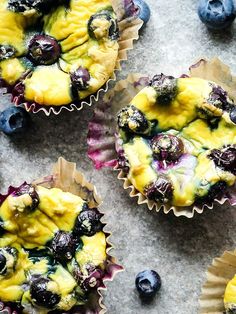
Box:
[0, 157, 123, 314]
[0, 0, 143, 116]
[199, 250, 236, 314]
[87, 58, 236, 218]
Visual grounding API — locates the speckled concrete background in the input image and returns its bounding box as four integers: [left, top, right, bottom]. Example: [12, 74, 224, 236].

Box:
[0, 0, 236, 313]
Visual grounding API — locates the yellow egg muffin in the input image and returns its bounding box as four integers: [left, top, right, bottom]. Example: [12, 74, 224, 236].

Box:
[0, 0, 119, 107]
[0, 182, 111, 313]
[117, 74, 236, 208]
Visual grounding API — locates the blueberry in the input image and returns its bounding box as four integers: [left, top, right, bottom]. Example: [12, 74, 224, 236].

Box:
[117, 105, 150, 134]
[88, 10, 119, 40]
[135, 270, 161, 299]
[230, 107, 236, 124]
[145, 175, 173, 203]
[30, 277, 61, 309]
[0, 254, 6, 274]
[208, 145, 236, 175]
[0, 45, 16, 61]
[74, 208, 103, 237]
[14, 183, 39, 211]
[133, 0, 151, 24]
[28, 35, 61, 66]
[8, 0, 69, 13]
[0, 107, 31, 135]
[196, 181, 227, 205]
[151, 134, 184, 162]
[51, 231, 76, 262]
[70, 67, 91, 91]
[150, 74, 177, 105]
[198, 0, 236, 30]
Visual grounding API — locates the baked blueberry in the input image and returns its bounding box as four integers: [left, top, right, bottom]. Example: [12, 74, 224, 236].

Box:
[150, 74, 177, 105]
[14, 184, 39, 211]
[88, 10, 119, 40]
[30, 277, 61, 309]
[28, 35, 61, 66]
[230, 107, 236, 124]
[145, 175, 173, 203]
[8, 0, 68, 14]
[70, 67, 91, 91]
[0, 253, 6, 274]
[0, 107, 31, 135]
[135, 270, 161, 298]
[0, 45, 16, 61]
[51, 231, 76, 262]
[74, 208, 103, 237]
[151, 134, 184, 163]
[117, 105, 150, 134]
[209, 145, 236, 175]
[0, 247, 18, 275]
[198, 0, 236, 30]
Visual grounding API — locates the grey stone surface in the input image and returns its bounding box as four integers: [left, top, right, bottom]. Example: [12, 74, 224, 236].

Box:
[0, 0, 236, 313]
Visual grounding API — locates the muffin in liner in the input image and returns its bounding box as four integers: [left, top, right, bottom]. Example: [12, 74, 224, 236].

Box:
[199, 250, 236, 314]
[0, 0, 143, 116]
[87, 58, 236, 218]
[0, 157, 123, 313]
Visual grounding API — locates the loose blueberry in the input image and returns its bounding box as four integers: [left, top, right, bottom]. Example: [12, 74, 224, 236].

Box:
[150, 74, 177, 105]
[145, 175, 173, 203]
[0, 254, 6, 274]
[0, 107, 31, 136]
[28, 35, 61, 66]
[0, 45, 16, 61]
[74, 208, 103, 237]
[133, 0, 151, 25]
[135, 270, 161, 299]
[70, 67, 91, 91]
[117, 105, 150, 134]
[51, 231, 76, 262]
[151, 134, 184, 162]
[198, 0, 236, 30]
[30, 277, 61, 309]
[88, 10, 119, 40]
[230, 107, 236, 124]
[209, 145, 236, 175]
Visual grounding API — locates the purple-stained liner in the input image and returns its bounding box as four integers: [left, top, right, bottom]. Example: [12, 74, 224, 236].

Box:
[0, 158, 123, 313]
[87, 58, 236, 218]
[199, 250, 236, 314]
[0, 0, 143, 116]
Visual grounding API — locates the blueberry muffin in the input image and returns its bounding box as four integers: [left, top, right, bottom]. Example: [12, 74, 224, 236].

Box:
[0, 182, 112, 313]
[117, 74, 236, 208]
[224, 275, 236, 313]
[0, 0, 119, 107]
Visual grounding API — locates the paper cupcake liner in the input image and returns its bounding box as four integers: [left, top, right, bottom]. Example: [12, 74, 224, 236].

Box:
[0, 0, 143, 116]
[87, 58, 236, 218]
[0, 157, 123, 314]
[199, 250, 236, 314]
